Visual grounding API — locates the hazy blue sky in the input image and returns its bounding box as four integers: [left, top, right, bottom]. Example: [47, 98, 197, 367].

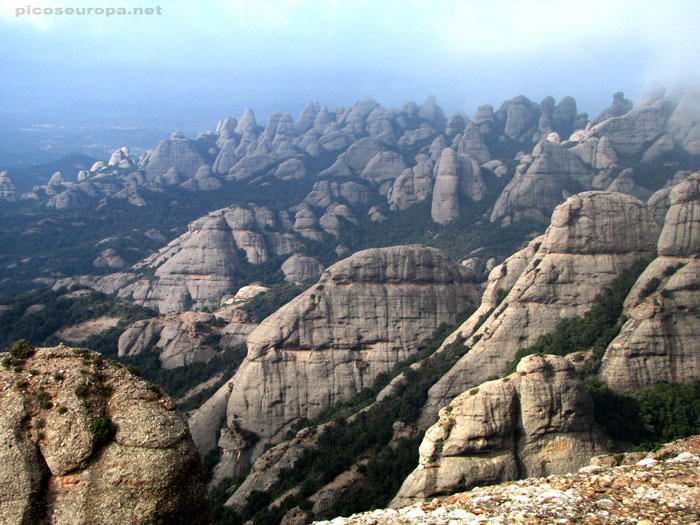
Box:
[2, 0, 700, 134]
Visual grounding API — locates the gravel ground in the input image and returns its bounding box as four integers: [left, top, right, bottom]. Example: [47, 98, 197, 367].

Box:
[314, 437, 700, 525]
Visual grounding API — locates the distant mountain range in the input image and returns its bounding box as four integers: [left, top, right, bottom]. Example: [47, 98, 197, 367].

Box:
[2, 88, 700, 524]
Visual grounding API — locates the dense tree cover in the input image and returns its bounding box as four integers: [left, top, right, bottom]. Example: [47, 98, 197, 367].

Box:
[588, 381, 700, 450]
[240, 283, 310, 323]
[0, 287, 154, 348]
[212, 310, 475, 525]
[505, 259, 650, 375]
[106, 343, 248, 411]
[335, 186, 543, 265]
[0, 175, 319, 296]
[0, 286, 248, 412]
[625, 151, 700, 191]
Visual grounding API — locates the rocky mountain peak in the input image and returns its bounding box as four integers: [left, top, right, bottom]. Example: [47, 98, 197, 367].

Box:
[0, 170, 20, 201]
[235, 108, 258, 134]
[593, 91, 634, 124]
[189, 245, 481, 471]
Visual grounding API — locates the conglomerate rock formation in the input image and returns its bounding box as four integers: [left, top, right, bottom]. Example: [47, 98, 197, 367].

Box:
[391, 354, 607, 507]
[0, 345, 209, 524]
[188, 245, 481, 478]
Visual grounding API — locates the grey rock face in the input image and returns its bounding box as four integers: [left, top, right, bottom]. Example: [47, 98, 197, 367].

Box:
[293, 204, 324, 241]
[592, 91, 634, 125]
[192, 246, 480, 461]
[388, 163, 434, 211]
[181, 165, 222, 191]
[92, 248, 127, 269]
[116, 205, 301, 313]
[0, 346, 209, 524]
[339, 181, 371, 207]
[345, 137, 385, 173]
[496, 96, 539, 141]
[606, 168, 652, 201]
[445, 114, 466, 137]
[312, 107, 335, 132]
[657, 172, 700, 256]
[46, 187, 91, 210]
[431, 149, 461, 224]
[437, 235, 544, 353]
[431, 148, 485, 224]
[667, 90, 700, 155]
[304, 180, 340, 208]
[490, 141, 591, 225]
[360, 151, 407, 186]
[569, 135, 618, 172]
[140, 132, 206, 181]
[398, 124, 439, 149]
[296, 101, 320, 133]
[552, 96, 578, 138]
[392, 355, 607, 507]
[107, 147, 135, 169]
[589, 105, 666, 156]
[304, 180, 370, 208]
[223, 425, 327, 511]
[601, 172, 700, 391]
[472, 104, 495, 129]
[235, 108, 258, 135]
[340, 98, 380, 135]
[48, 171, 65, 186]
[0, 171, 21, 201]
[274, 157, 307, 180]
[216, 116, 238, 145]
[424, 192, 660, 424]
[118, 311, 237, 369]
[118, 215, 242, 313]
[453, 123, 492, 163]
[642, 133, 676, 162]
[213, 139, 239, 174]
[418, 96, 447, 128]
[281, 254, 324, 283]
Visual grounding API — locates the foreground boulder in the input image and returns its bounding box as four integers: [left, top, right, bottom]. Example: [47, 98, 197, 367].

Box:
[0, 344, 209, 524]
[391, 354, 607, 507]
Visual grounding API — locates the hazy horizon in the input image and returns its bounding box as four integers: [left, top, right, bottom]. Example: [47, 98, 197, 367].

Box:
[2, 0, 700, 165]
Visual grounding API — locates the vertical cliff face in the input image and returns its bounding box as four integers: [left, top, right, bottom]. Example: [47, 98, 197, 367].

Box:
[0, 345, 209, 524]
[421, 192, 661, 426]
[392, 355, 607, 507]
[391, 174, 700, 509]
[189, 245, 481, 469]
[600, 173, 700, 391]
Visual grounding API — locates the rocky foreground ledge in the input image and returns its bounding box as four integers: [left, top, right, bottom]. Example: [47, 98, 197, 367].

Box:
[315, 437, 700, 525]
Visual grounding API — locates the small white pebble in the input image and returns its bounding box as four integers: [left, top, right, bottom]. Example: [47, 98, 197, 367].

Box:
[404, 507, 426, 519]
[448, 508, 473, 519]
[636, 458, 657, 467]
[668, 452, 695, 463]
[578, 465, 603, 474]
